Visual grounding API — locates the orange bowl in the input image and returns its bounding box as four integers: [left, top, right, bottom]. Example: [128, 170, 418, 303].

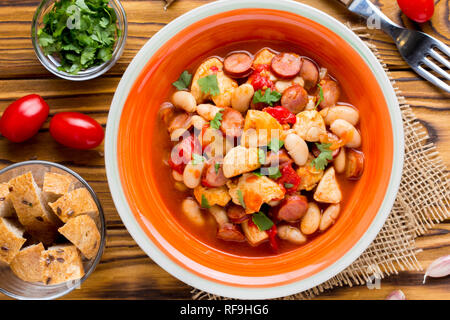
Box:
[105, 0, 404, 298]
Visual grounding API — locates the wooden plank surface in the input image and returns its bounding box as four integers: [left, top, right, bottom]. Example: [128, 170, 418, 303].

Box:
[0, 0, 449, 300]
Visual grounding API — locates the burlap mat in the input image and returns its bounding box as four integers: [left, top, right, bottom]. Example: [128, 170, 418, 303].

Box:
[192, 25, 450, 300]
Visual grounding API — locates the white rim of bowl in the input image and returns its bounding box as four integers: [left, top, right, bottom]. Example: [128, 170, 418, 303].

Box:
[105, 0, 404, 299]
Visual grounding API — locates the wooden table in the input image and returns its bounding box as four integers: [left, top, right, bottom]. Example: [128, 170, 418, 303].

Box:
[0, 0, 448, 300]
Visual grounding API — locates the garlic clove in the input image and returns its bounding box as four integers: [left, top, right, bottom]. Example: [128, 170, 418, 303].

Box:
[385, 290, 406, 300]
[423, 255, 450, 284]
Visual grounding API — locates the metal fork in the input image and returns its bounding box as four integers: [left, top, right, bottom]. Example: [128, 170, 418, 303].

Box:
[336, 0, 450, 93]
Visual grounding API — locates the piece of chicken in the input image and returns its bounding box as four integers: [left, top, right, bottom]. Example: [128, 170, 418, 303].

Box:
[194, 185, 231, 207]
[293, 110, 326, 142]
[313, 167, 342, 203]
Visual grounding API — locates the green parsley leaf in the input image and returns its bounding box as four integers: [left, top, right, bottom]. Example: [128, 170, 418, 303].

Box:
[172, 70, 192, 91]
[268, 139, 284, 153]
[80, 46, 96, 66]
[214, 163, 220, 174]
[192, 153, 204, 165]
[210, 109, 224, 130]
[198, 74, 220, 96]
[252, 171, 263, 177]
[252, 212, 274, 231]
[311, 142, 333, 170]
[201, 194, 210, 209]
[258, 149, 266, 165]
[99, 17, 109, 28]
[267, 167, 282, 180]
[315, 83, 324, 109]
[284, 183, 294, 189]
[237, 189, 246, 209]
[252, 88, 281, 106]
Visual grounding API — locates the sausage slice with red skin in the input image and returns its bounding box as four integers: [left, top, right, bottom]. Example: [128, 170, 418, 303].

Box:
[300, 58, 319, 91]
[275, 194, 308, 222]
[223, 52, 253, 78]
[201, 158, 228, 188]
[271, 53, 302, 79]
[281, 84, 308, 114]
[319, 79, 340, 109]
[217, 223, 246, 242]
[220, 107, 244, 137]
[345, 149, 364, 180]
[265, 150, 293, 167]
[168, 112, 190, 134]
[227, 204, 248, 224]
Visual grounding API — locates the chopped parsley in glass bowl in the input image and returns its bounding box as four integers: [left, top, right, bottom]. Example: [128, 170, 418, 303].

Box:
[32, 0, 127, 81]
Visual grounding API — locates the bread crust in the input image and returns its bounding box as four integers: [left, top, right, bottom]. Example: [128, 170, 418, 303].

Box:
[58, 215, 100, 259]
[49, 188, 98, 223]
[40, 245, 85, 285]
[10, 243, 45, 282]
[0, 218, 26, 264]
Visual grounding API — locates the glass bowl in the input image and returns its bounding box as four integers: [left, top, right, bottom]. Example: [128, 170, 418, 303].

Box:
[31, 0, 127, 81]
[0, 161, 106, 300]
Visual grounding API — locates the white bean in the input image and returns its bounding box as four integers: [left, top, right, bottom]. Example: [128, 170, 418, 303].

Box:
[330, 119, 361, 148]
[181, 198, 205, 226]
[334, 148, 346, 173]
[268, 200, 281, 207]
[196, 104, 221, 121]
[231, 84, 254, 113]
[172, 170, 183, 182]
[209, 205, 229, 226]
[300, 202, 321, 235]
[277, 225, 307, 245]
[320, 106, 359, 126]
[319, 203, 340, 231]
[284, 133, 309, 166]
[183, 160, 205, 188]
[171, 91, 197, 113]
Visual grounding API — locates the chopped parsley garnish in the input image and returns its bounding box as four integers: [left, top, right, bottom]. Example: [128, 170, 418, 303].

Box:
[267, 167, 282, 180]
[198, 74, 220, 96]
[268, 138, 284, 153]
[252, 88, 281, 106]
[252, 212, 274, 231]
[210, 109, 224, 130]
[315, 83, 324, 109]
[172, 70, 192, 90]
[237, 189, 246, 209]
[37, 0, 120, 74]
[252, 171, 263, 177]
[214, 163, 220, 174]
[311, 143, 333, 170]
[284, 183, 294, 189]
[192, 153, 204, 165]
[201, 194, 210, 209]
[258, 148, 266, 165]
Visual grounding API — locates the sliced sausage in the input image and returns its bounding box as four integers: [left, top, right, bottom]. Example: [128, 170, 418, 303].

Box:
[271, 52, 302, 79]
[159, 102, 175, 126]
[264, 149, 293, 167]
[300, 58, 319, 91]
[319, 79, 340, 109]
[226, 204, 248, 224]
[217, 223, 246, 242]
[275, 194, 308, 222]
[223, 51, 253, 78]
[281, 84, 308, 114]
[220, 107, 244, 137]
[167, 112, 190, 135]
[201, 158, 228, 188]
[345, 149, 364, 180]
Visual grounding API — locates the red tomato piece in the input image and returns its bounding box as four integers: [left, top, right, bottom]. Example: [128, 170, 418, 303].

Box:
[168, 134, 201, 174]
[249, 64, 274, 91]
[263, 106, 296, 125]
[276, 163, 302, 194]
[266, 224, 278, 251]
[0, 94, 49, 143]
[397, 0, 434, 23]
[49, 112, 104, 150]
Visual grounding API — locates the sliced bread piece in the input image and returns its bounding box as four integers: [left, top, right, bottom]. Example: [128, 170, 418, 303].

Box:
[10, 243, 44, 282]
[40, 244, 85, 285]
[8, 172, 58, 245]
[0, 217, 26, 264]
[43, 172, 73, 203]
[58, 215, 100, 259]
[0, 182, 14, 218]
[49, 188, 98, 223]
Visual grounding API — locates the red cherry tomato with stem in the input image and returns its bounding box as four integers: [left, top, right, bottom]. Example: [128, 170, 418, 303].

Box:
[397, 0, 434, 23]
[49, 112, 104, 150]
[0, 94, 49, 143]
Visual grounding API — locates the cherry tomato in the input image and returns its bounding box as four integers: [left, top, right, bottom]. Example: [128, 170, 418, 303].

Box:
[0, 94, 49, 143]
[266, 225, 279, 251]
[49, 112, 104, 150]
[263, 106, 296, 125]
[276, 163, 302, 194]
[249, 64, 274, 91]
[397, 0, 434, 23]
